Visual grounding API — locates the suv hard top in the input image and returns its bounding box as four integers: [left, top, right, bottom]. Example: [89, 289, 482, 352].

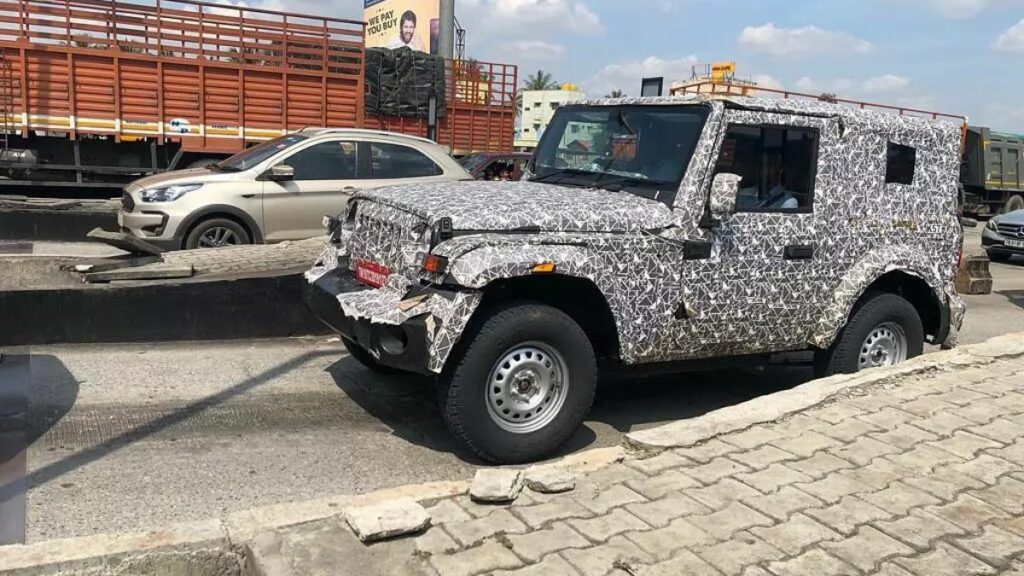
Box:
[304, 94, 966, 463]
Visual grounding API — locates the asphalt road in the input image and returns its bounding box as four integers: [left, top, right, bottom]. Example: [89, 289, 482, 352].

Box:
[12, 226, 1024, 543]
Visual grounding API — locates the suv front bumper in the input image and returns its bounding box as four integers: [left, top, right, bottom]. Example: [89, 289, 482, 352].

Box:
[303, 258, 482, 375]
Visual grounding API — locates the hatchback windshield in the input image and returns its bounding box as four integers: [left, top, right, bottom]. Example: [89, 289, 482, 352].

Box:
[214, 134, 308, 172]
[531, 104, 710, 205]
[458, 153, 490, 173]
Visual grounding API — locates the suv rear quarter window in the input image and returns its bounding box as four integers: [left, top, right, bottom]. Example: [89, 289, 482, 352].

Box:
[886, 142, 917, 185]
[370, 143, 443, 179]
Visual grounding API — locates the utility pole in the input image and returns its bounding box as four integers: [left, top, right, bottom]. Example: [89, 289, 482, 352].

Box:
[438, 0, 455, 60]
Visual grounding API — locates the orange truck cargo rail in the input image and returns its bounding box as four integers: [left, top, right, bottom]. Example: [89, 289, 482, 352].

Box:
[0, 0, 516, 188]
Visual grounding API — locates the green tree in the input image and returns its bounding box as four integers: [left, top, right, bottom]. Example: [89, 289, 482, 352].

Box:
[604, 89, 625, 98]
[516, 69, 559, 116]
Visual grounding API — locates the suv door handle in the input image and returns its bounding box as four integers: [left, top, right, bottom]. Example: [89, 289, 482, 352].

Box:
[784, 244, 815, 260]
[342, 186, 360, 193]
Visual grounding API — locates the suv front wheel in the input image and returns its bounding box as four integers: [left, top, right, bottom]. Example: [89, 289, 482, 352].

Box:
[438, 301, 597, 464]
[816, 292, 924, 377]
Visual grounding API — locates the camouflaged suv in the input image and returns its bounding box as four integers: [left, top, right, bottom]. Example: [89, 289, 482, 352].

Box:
[304, 94, 966, 464]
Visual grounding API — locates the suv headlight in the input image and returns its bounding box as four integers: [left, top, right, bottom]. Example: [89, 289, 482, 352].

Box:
[986, 219, 999, 232]
[139, 183, 203, 203]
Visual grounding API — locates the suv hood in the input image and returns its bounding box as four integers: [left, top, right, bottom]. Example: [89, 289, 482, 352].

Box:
[353, 181, 674, 233]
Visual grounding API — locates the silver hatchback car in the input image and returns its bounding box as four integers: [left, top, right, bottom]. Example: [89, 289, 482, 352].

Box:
[119, 129, 472, 250]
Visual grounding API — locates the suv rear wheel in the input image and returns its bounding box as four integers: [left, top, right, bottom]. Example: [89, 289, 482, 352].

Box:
[184, 217, 251, 250]
[438, 301, 597, 464]
[816, 293, 924, 377]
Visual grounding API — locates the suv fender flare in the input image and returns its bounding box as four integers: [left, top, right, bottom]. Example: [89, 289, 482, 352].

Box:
[807, 247, 963, 349]
[177, 205, 264, 246]
[441, 242, 597, 290]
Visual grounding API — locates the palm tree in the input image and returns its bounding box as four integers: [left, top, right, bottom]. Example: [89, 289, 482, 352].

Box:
[605, 89, 625, 98]
[516, 69, 560, 116]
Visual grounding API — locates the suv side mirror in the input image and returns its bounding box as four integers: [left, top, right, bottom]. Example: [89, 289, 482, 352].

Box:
[267, 164, 295, 181]
[709, 173, 741, 219]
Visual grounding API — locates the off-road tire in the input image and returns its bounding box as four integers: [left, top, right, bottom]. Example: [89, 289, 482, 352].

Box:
[988, 250, 1012, 263]
[1003, 195, 1024, 214]
[183, 217, 251, 250]
[815, 292, 924, 377]
[341, 336, 403, 375]
[437, 301, 597, 464]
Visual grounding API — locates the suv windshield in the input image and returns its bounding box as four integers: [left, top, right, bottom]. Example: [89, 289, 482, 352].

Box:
[531, 104, 710, 205]
[214, 134, 309, 172]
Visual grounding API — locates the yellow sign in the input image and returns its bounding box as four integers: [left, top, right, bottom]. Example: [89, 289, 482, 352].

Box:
[710, 61, 736, 82]
[364, 0, 440, 54]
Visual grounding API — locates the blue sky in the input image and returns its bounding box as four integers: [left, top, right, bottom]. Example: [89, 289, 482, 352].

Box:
[231, 0, 1024, 131]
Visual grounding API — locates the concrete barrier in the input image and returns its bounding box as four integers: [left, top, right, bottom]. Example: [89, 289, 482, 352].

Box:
[0, 208, 116, 243]
[956, 254, 994, 295]
[0, 270, 328, 346]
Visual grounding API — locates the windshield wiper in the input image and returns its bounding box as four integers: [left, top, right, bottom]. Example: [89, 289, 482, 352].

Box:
[530, 168, 596, 186]
[209, 164, 241, 172]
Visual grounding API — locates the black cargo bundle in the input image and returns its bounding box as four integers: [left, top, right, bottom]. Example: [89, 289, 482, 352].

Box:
[365, 47, 446, 118]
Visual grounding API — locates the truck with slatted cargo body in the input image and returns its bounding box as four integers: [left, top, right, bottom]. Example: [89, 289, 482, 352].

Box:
[0, 0, 516, 191]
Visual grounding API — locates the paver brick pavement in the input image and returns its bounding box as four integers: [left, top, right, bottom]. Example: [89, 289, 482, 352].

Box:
[304, 350, 1024, 576]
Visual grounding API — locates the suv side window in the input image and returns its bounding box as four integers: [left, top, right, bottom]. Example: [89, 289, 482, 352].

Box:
[715, 125, 819, 212]
[370, 143, 442, 178]
[284, 141, 358, 180]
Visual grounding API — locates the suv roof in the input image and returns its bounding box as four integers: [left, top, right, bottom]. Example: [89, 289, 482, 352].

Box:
[581, 93, 966, 129]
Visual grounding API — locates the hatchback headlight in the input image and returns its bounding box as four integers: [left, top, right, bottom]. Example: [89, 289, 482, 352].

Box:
[139, 183, 203, 203]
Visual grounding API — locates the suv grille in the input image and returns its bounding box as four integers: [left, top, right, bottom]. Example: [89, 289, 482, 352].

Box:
[997, 223, 1024, 239]
[121, 192, 135, 213]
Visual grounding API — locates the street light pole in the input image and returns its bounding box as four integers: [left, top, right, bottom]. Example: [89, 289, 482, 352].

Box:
[438, 0, 455, 60]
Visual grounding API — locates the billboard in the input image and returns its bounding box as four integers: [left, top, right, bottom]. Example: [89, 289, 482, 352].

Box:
[364, 0, 440, 54]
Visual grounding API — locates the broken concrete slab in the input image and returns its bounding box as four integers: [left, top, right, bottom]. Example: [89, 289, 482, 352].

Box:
[84, 263, 194, 283]
[524, 467, 576, 494]
[343, 498, 431, 543]
[87, 228, 165, 256]
[470, 469, 524, 503]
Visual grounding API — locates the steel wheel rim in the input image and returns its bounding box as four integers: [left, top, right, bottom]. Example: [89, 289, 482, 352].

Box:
[859, 321, 908, 369]
[485, 341, 569, 434]
[198, 227, 239, 248]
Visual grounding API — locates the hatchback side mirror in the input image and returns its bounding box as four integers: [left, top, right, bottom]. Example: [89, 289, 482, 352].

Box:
[709, 173, 741, 218]
[267, 164, 295, 181]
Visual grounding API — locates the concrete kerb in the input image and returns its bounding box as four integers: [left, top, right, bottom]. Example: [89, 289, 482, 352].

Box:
[624, 331, 1024, 453]
[0, 449, 625, 576]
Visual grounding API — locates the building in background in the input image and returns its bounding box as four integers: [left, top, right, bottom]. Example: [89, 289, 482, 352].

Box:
[514, 84, 586, 150]
[671, 61, 758, 96]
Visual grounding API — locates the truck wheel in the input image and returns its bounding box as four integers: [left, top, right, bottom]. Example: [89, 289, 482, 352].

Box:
[184, 218, 251, 250]
[1004, 195, 1024, 214]
[815, 293, 924, 377]
[437, 302, 597, 464]
[341, 336, 402, 375]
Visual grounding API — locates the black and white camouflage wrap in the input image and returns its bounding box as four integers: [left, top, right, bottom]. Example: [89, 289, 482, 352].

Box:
[307, 95, 966, 373]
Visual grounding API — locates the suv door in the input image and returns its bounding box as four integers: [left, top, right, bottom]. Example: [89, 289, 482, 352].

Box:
[680, 110, 832, 357]
[358, 141, 449, 189]
[261, 139, 360, 241]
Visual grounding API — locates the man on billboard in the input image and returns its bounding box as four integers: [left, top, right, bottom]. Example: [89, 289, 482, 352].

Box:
[387, 10, 425, 52]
